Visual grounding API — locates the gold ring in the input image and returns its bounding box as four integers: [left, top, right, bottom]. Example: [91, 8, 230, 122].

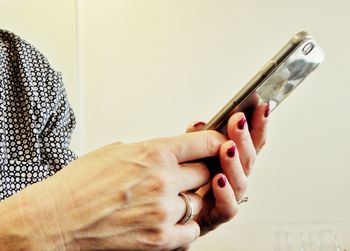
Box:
[178, 192, 194, 224]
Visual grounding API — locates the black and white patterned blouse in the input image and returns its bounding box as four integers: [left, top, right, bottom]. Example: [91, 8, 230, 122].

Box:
[0, 30, 76, 201]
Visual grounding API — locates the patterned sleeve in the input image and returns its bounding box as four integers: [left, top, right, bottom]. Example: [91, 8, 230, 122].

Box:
[0, 30, 77, 200]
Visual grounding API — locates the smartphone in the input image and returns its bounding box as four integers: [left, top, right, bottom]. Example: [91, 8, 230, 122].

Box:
[202, 31, 325, 134]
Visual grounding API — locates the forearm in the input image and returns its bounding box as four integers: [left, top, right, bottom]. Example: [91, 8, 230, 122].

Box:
[0, 178, 78, 251]
[0, 190, 36, 250]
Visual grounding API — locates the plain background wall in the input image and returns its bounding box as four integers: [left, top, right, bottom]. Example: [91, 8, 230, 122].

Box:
[2, 0, 349, 250]
[78, 0, 350, 250]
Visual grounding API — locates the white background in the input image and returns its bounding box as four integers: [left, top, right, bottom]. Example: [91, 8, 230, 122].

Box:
[1, 0, 349, 250]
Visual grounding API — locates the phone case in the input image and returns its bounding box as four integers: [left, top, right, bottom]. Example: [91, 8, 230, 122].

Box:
[203, 31, 325, 133]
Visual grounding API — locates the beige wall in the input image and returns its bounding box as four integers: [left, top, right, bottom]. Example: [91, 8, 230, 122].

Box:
[2, 0, 350, 249]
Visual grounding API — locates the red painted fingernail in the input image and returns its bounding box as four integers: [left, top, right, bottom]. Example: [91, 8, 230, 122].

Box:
[238, 116, 246, 130]
[227, 144, 236, 158]
[193, 121, 206, 128]
[264, 103, 270, 118]
[218, 175, 227, 188]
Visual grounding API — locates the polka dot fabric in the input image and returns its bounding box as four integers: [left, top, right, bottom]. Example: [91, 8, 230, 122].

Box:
[0, 30, 76, 200]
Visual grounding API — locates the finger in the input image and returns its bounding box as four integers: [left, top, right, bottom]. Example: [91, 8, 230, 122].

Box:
[210, 174, 239, 226]
[196, 182, 211, 198]
[176, 162, 210, 192]
[250, 102, 269, 154]
[186, 121, 206, 133]
[227, 112, 256, 176]
[166, 131, 226, 163]
[219, 140, 247, 202]
[167, 222, 200, 250]
[171, 192, 203, 224]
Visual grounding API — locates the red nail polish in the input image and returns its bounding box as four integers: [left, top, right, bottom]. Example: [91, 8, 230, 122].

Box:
[193, 121, 206, 128]
[238, 116, 246, 130]
[218, 175, 227, 188]
[227, 144, 236, 158]
[264, 103, 270, 118]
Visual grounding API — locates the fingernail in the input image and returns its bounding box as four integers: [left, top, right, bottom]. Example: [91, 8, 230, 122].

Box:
[238, 116, 246, 130]
[227, 144, 236, 158]
[264, 103, 270, 118]
[193, 121, 206, 128]
[218, 175, 227, 188]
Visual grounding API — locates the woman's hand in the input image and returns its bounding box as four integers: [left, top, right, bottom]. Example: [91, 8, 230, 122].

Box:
[187, 103, 270, 236]
[0, 131, 228, 251]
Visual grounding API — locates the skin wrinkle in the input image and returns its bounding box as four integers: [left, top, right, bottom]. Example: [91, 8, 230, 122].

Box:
[75, 201, 167, 243]
[75, 170, 161, 239]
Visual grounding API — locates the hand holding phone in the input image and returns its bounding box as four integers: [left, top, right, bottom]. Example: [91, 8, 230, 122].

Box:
[199, 32, 325, 180]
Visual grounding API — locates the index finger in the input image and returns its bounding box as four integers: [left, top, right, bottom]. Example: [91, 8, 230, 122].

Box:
[250, 102, 269, 154]
[166, 131, 226, 163]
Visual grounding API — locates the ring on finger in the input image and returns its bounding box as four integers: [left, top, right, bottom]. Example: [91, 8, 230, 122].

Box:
[178, 192, 194, 224]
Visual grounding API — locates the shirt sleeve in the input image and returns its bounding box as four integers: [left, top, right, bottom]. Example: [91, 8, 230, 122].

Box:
[0, 29, 77, 200]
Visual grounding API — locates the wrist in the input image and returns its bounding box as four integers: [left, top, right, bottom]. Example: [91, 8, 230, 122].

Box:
[0, 178, 77, 250]
[0, 191, 35, 250]
[17, 178, 78, 250]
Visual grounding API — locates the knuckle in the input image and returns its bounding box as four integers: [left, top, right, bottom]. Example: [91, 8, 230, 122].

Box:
[153, 230, 169, 249]
[141, 227, 170, 250]
[234, 177, 248, 195]
[256, 139, 267, 153]
[197, 163, 210, 183]
[252, 121, 266, 134]
[128, 171, 169, 207]
[204, 131, 221, 154]
[144, 172, 168, 195]
[150, 201, 169, 223]
[243, 153, 256, 174]
[128, 202, 169, 227]
[140, 142, 166, 164]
